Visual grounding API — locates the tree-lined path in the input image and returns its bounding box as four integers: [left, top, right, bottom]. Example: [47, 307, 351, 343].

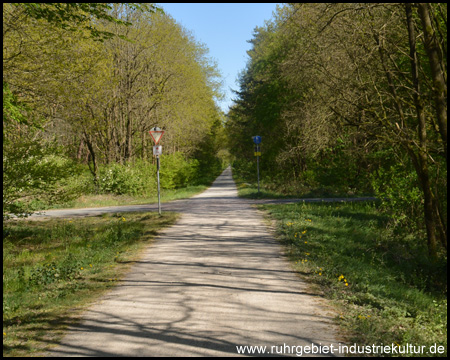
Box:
[47, 167, 342, 356]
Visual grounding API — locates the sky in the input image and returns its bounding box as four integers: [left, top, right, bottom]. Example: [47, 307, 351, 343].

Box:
[156, 3, 281, 113]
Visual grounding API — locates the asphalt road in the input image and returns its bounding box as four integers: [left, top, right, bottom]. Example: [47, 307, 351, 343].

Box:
[46, 167, 345, 357]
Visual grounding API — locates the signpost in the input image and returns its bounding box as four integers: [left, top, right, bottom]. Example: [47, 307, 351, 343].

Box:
[252, 136, 261, 194]
[149, 127, 165, 215]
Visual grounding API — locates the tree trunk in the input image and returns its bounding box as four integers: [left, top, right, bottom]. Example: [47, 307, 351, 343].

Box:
[84, 132, 99, 191]
[406, 3, 438, 259]
[76, 138, 84, 160]
[417, 3, 447, 161]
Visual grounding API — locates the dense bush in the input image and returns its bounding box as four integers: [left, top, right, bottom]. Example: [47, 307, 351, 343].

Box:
[159, 152, 199, 189]
[99, 162, 149, 195]
[371, 162, 424, 235]
[96, 152, 224, 196]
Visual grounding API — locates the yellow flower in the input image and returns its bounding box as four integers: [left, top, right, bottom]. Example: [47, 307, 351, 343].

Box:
[304, 241, 307, 244]
[319, 272, 322, 276]
[122, 217, 126, 221]
[89, 264, 93, 267]
[80, 267, 84, 270]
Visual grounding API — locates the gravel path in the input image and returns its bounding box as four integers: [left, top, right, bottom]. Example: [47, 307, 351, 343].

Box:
[46, 167, 344, 356]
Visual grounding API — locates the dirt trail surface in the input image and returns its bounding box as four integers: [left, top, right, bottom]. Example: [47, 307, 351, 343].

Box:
[46, 167, 344, 357]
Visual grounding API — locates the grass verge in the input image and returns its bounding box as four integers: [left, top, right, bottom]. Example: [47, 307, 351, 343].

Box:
[3, 211, 179, 357]
[30, 185, 209, 210]
[233, 173, 372, 200]
[259, 201, 447, 357]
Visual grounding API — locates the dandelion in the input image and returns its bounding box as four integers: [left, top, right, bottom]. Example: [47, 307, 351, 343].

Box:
[319, 272, 322, 276]
[122, 217, 126, 222]
[302, 230, 307, 234]
[304, 241, 307, 244]
[89, 264, 93, 267]
[3, 332, 6, 336]
[80, 267, 84, 270]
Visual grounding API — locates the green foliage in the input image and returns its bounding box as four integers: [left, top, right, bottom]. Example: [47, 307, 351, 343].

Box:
[98, 162, 150, 196]
[262, 201, 447, 353]
[371, 159, 424, 234]
[2, 82, 34, 127]
[3, 212, 178, 356]
[12, 3, 160, 42]
[160, 152, 199, 189]
[226, 3, 447, 260]
[3, 2, 225, 215]
[95, 151, 224, 197]
[3, 136, 81, 218]
[29, 259, 84, 286]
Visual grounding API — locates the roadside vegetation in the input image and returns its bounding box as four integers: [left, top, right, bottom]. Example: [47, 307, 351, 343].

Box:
[3, 2, 447, 357]
[227, 3, 447, 260]
[257, 200, 446, 356]
[233, 169, 447, 355]
[228, 3, 446, 355]
[3, 211, 179, 357]
[3, 3, 227, 219]
[3, 4, 226, 357]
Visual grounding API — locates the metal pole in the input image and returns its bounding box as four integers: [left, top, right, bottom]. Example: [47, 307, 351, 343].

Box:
[157, 155, 161, 215]
[257, 154, 260, 194]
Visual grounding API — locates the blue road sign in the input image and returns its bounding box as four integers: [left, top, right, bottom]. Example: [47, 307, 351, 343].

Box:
[252, 136, 262, 144]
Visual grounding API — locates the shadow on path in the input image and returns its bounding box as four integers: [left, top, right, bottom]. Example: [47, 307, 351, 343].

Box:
[44, 167, 344, 357]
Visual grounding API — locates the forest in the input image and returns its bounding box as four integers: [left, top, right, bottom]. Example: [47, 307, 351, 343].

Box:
[2, 3, 447, 355]
[3, 2, 447, 272]
[3, 3, 226, 217]
[227, 3, 446, 261]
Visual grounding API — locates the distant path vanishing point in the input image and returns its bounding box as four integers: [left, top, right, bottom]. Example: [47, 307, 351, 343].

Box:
[47, 167, 345, 356]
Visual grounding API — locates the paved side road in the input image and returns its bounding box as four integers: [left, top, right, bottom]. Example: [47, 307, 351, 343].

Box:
[47, 167, 344, 357]
[26, 179, 375, 220]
